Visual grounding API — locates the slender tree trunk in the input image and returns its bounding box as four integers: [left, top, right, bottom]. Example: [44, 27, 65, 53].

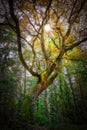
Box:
[44, 89, 51, 122]
[76, 74, 87, 122]
[53, 84, 60, 124]
[24, 68, 26, 98]
[66, 67, 78, 123]
[58, 76, 65, 123]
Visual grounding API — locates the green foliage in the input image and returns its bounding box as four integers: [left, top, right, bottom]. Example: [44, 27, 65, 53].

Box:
[0, 27, 14, 42]
[34, 92, 49, 125]
[35, 112, 48, 125]
[0, 73, 18, 129]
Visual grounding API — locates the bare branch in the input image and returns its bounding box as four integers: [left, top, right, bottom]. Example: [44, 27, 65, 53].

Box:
[8, 0, 40, 77]
[65, 37, 87, 51]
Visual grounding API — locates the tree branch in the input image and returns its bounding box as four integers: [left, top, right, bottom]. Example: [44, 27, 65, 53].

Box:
[8, 0, 40, 77]
[65, 37, 87, 51]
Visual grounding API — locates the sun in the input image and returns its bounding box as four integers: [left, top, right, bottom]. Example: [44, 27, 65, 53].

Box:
[44, 24, 51, 32]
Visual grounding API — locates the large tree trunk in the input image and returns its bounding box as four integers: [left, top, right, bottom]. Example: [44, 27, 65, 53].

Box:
[23, 80, 49, 124]
[21, 96, 35, 124]
[28, 81, 49, 104]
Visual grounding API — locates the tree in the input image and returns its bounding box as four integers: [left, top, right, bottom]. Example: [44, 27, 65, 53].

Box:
[0, 25, 22, 129]
[0, 0, 87, 122]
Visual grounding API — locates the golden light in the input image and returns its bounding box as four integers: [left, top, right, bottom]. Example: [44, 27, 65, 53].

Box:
[44, 24, 51, 32]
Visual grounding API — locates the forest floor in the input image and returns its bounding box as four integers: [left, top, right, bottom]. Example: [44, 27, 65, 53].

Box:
[1, 122, 87, 130]
[33, 124, 87, 130]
